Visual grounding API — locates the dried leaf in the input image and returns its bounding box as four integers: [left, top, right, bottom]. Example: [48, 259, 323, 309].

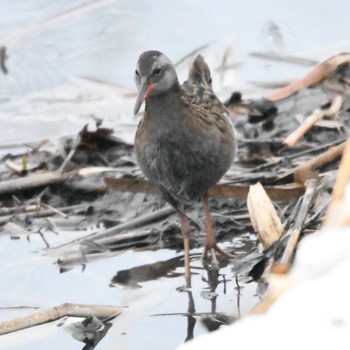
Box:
[247, 182, 283, 249]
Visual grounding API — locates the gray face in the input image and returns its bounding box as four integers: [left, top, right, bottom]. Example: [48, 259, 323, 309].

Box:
[134, 50, 178, 96]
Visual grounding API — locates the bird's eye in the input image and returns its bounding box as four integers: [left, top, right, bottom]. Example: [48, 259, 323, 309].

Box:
[153, 68, 161, 75]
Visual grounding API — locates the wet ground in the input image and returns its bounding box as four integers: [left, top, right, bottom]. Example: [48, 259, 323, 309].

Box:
[0, 228, 259, 349]
[1, 1, 350, 349]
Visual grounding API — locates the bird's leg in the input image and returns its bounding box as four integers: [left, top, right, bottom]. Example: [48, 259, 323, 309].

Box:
[179, 212, 192, 288]
[201, 194, 234, 263]
[201, 194, 218, 265]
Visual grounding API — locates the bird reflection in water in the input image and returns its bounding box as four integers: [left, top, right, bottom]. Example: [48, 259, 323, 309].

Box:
[110, 255, 186, 288]
[111, 255, 238, 343]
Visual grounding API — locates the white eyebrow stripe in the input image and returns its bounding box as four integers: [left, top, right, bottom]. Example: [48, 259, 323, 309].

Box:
[157, 53, 171, 66]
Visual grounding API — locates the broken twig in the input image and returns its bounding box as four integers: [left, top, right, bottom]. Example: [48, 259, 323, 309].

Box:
[0, 303, 122, 335]
[293, 141, 346, 184]
[277, 179, 318, 269]
[284, 95, 343, 148]
[267, 52, 350, 101]
[0, 171, 73, 196]
[104, 177, 305, 201]
[48, 206, 176, 256]
[250, 51, 317, 67]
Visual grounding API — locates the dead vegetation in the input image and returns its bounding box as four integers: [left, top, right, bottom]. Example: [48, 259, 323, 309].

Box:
[1, 51, 350, 338]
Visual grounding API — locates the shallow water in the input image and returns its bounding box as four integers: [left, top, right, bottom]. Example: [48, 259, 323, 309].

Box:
[0, 228, 258, 349]
[0, 1, 350, 349]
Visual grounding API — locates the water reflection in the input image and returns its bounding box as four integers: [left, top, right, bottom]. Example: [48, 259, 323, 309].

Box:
[184, 291, 196, 342]
[64, 316, 113, 350]
[111, 253, 245, 345]
[111, 255, 185, 288]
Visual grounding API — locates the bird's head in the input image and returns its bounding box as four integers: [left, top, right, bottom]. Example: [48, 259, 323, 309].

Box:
[134, 50, 177, 114]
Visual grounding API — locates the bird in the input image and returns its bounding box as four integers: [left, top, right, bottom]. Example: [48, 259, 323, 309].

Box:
[133, 51, 237, 287]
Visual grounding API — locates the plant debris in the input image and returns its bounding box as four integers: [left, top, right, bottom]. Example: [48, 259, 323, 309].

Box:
[1, 51, 350, 344]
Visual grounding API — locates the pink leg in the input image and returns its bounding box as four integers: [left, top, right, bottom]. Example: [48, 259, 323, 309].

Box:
[202, 194, 234, 261]
[179, 212, 192, 288]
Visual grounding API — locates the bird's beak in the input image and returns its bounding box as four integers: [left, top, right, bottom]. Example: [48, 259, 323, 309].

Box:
[134, 78, 154, 115]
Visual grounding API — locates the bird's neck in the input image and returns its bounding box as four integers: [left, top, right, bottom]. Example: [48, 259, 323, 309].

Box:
[145, 82, 186, 125]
